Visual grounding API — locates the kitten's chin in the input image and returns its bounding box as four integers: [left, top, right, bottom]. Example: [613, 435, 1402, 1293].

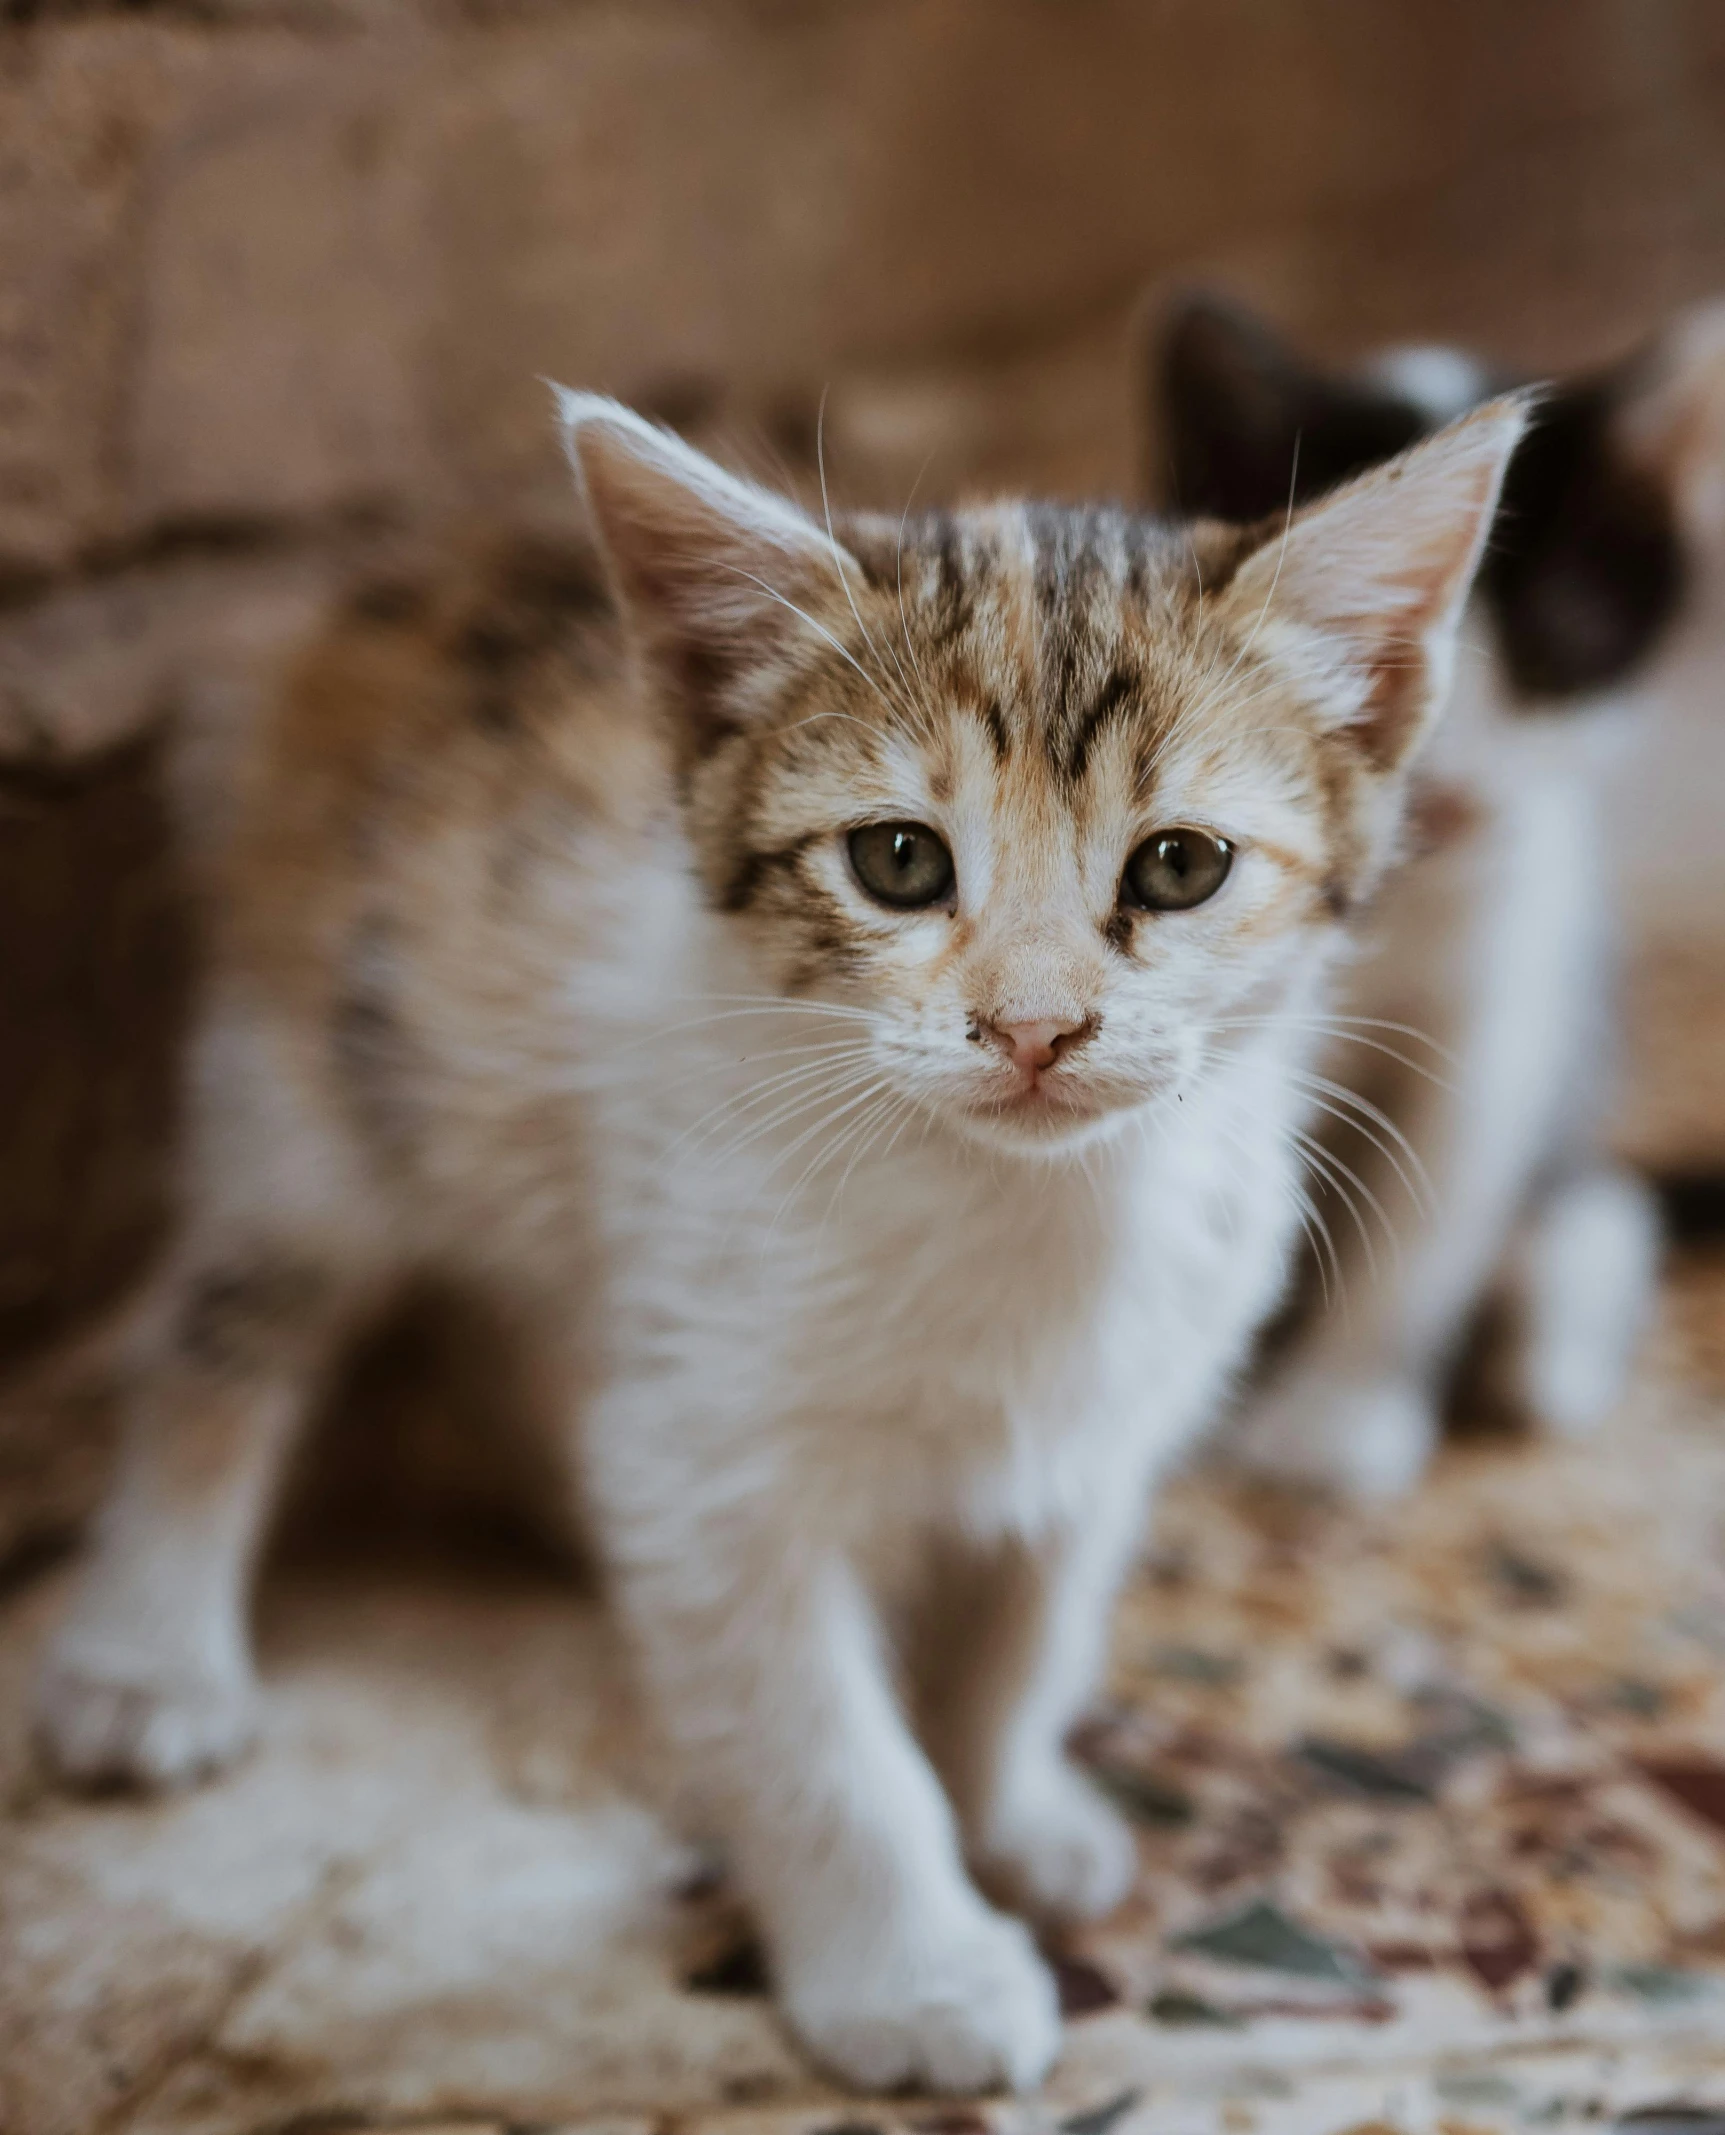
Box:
[947, 1090, 1139, 1158]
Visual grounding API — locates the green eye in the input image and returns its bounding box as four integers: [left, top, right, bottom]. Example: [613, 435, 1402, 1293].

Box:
[846, 821, 955, 909]
[1122, 828, 1234, 913]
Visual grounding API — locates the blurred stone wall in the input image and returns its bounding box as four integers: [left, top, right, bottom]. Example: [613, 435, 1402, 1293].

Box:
[5, 0, 1725, 1397]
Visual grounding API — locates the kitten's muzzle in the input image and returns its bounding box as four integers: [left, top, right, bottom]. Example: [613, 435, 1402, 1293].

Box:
[971, 1012, 1099, 1088]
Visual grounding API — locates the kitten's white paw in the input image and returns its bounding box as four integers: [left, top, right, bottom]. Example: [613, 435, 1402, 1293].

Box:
[979, 1761, 1137, 1923]
[34, 1632, 256, 1788]
[1517, 1167, 1659, 1438]
[1233, 1374, 1437, 1504]
[785, 1903, 1060, 2094]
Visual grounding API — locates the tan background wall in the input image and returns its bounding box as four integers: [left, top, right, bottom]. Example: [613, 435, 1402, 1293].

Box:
[4, 0, 1725, 1387]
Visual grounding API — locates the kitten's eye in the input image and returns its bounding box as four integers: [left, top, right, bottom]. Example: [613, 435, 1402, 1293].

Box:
[1122, 828, 1234, 913]
[846, 821, 955, 909]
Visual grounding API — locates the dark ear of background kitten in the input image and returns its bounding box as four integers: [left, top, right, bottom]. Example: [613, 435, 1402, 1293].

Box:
[1151, 292, 1685, 704]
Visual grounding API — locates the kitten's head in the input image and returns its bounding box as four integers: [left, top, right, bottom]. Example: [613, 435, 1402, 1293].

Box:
[559, 388, 1522, 1154]
[1149, 289, 1725, 703]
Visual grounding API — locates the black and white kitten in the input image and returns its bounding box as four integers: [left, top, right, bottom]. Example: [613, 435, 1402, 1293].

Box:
[1151, 293, 1725, 1498]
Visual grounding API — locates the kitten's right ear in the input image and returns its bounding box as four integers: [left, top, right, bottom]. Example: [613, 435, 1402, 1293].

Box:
[554, 388, 855, 749]
[1221, 394, 1531, 781]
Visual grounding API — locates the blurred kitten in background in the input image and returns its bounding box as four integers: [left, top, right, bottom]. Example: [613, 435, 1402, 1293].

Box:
[1149, 292, 1725, 1499]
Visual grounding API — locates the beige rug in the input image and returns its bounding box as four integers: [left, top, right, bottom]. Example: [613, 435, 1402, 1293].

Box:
[4, 1255, 1725, 2135]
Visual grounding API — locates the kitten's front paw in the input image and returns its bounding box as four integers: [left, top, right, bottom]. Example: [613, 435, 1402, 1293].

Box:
[1516, 1167, 1659, 1439]
[786, 1903, 1060, 2094]
[1232, 1374, 1437, 1504]
[34, 1633, 256, 1789]
[978, 1761, 1137, 1924]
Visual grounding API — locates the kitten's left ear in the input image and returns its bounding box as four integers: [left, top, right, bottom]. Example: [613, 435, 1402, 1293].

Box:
[554, 388, 856, 750]
[1223, 394, 1530, 776]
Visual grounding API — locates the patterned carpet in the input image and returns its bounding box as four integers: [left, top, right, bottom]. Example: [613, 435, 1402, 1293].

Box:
[3, 1252, 1724, 2135]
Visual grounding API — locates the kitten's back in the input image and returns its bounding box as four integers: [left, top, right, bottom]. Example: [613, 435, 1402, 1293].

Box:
[217, 531, 653, 1010]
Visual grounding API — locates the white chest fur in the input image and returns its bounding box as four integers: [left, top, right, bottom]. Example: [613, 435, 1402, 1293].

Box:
[585, 976, 1306, 1555]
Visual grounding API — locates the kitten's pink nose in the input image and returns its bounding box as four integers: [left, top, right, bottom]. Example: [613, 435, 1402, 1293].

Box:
[978, 1015, 1095, 1080]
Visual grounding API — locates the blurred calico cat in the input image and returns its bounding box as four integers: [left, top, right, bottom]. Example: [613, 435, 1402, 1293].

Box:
[1150, 292, 1725, 1500]
[32, 382, 1523, 2090]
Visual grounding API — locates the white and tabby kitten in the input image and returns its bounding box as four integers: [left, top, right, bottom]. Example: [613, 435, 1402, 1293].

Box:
[34, 389, 1521, 2090]
[1152, 293, 1725, 1499]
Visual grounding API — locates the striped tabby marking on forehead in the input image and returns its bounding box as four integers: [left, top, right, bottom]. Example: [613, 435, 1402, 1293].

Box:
[833, 502, 1220, 780]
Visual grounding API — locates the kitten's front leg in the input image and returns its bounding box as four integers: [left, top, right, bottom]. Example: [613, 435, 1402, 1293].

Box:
[1495, 1163, 1659, 1437]
[35, 1248, 353, 1788]
[923, 1489, 1144, 1927]
[600, 1438, 1060, 2094]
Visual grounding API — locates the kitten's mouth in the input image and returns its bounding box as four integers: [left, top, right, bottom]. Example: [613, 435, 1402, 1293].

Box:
[954, 1091, 1129, 1159]
[984, 1081, 1091, 1116]
[965, 1078, 1110, 1138]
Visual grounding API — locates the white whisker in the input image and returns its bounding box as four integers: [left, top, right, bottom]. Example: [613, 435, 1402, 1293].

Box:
[895, 456, 934, 689]
[713, 561, 900, 719]
[815, 388, 914, 709]
[665, 1049, 878, 1159]
[1290, 1125, 1398, 1285]
[694, 1060, 888, 1173]
[1286, 1068, 1434, 1214]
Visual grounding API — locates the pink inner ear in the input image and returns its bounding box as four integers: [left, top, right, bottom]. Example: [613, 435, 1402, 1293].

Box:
[1353, 639, 1437, 771]
[572, 416, 841, 646]
[1346, 562, 1474, 771]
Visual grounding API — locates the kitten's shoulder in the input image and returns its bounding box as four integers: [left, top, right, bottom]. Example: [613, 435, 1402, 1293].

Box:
[221, 525, 657, 973]
[266, 524, 626, 787]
